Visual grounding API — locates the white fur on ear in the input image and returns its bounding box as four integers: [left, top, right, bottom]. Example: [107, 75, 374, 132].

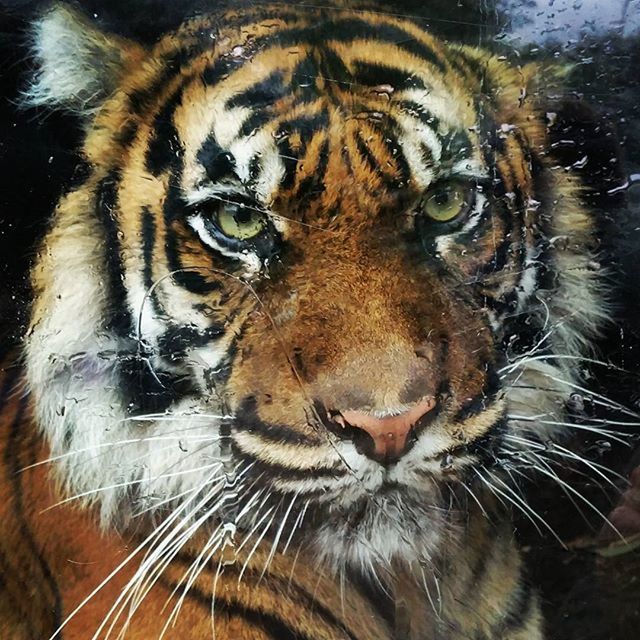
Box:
[24, 3, 140, 116]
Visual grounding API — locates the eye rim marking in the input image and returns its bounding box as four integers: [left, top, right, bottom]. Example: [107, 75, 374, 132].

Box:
[187, 191, 280, 267]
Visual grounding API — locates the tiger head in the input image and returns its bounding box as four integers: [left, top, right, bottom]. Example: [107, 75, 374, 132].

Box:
[25, 3, 604, 569]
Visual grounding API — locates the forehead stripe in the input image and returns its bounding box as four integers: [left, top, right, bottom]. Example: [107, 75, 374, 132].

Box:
[351, 60, 428, 91]
[225, 70, 287, 110]
[146, 87, 186, 176]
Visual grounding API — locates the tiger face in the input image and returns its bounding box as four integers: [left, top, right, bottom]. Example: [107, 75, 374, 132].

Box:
[26, 3, 603, 571]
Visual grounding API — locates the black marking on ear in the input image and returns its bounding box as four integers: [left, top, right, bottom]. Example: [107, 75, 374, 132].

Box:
[197, 135, 235, 183]
[96, 171, 133, 336]
[146, 88, 185, 176]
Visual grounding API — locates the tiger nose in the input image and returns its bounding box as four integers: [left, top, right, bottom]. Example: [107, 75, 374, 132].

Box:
[327, 397, 436, 464]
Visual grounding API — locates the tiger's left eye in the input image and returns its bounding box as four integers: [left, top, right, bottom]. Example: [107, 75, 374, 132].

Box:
[217, 203, 266, 240]
[420, 182, 471, 223]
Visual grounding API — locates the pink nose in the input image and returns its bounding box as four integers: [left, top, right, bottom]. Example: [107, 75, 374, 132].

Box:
[330, 397, 436, 462]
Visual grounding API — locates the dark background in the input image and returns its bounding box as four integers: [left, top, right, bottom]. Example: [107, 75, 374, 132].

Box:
[1, 1, 640, 637]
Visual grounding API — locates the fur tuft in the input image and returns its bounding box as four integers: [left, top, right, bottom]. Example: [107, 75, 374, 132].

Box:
[23, 3, 142, 116]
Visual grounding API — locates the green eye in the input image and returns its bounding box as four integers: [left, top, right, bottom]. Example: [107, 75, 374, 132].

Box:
[422, 182, 469, 223]
[217, 203, 266, 240]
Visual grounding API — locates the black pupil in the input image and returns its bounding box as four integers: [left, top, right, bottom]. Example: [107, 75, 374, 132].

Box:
[434, 189, 450, 206]
[233, 206, 252, 224]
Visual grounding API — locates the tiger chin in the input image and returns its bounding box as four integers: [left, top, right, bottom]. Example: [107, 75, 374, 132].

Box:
[1, 0, 609, 638]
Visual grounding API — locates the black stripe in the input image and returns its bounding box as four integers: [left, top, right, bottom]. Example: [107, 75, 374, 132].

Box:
[499, 582, 534, 635]
[234, 396, 325, 447]
[234, 447, 344, 483]
[128, 47, 196, 115]
[163, 181, 223, 295]
[295, 137, 330, 203]
[377, 133, 412, 188]
[157, 323, 225, 361]
[6, 397, 64, 636]
[146, 88, 185, 176]
[159, 576, 313, 640]
[226, 70, 286, 110]
[273, 20, 448, 75]
[354, 133, 381, 176]
[168, 559, 366, 640]
[202, 54, 248, 87]
[452, 365, 502, 423]
[282, 111, 330, 139]
[397, 100, 440, 130]
[349, 567, 395, 631]
[141, 207, 165, 319]
[278, 137, 299, 190]
[352, 60, 426, 91]
[237, 109, 276, 140]
[197, 135, 236, 183]
[0, 364, 19, 413]
[96, 171, 132, 336]
[353, 130, 409, 191]
[441, 128, 473, 163]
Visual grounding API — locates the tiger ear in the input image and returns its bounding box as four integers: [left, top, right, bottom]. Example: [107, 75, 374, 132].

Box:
[25, 3, 145, 116]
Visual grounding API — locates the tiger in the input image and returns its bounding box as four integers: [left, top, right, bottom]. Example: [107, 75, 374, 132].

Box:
[0, 0, 614, 638]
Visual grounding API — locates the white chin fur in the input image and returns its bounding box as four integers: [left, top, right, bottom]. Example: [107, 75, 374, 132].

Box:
[312, 490, 446, 574]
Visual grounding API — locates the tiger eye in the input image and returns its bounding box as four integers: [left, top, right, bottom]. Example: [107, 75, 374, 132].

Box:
[217, 203, 266, 240]
[422, 183, 468, 223]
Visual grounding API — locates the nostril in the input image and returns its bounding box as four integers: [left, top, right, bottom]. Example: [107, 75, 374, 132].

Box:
[323, 397, 436, 464]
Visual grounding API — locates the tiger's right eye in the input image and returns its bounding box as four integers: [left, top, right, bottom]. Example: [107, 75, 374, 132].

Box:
[216, 202, 266, 240]
[421, 182, 471, 223]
